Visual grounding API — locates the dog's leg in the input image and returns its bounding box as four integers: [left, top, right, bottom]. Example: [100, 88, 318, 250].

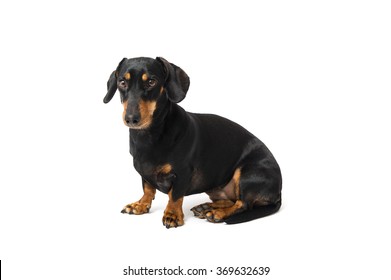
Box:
[162, 189, 184, 228]
[192, 149, 282, 224]
[191, 168, 245, 222]
[205, 200, 245, 223]
[121, 180, 156, 215]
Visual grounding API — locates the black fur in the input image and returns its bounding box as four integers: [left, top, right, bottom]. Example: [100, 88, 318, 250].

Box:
[104, 57, 282, 226]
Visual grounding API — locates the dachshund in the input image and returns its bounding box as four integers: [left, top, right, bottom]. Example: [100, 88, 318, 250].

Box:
[104, 57, 282, 228]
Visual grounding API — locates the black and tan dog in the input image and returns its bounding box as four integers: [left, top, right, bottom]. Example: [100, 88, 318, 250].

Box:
[104, 57, 282, 228]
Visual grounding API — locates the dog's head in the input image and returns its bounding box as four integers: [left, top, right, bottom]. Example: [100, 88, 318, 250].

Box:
[103, 57, 190, 130]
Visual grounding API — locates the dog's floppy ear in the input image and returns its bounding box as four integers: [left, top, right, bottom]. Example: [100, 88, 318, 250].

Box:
[103, 58, 127, 104]
[156, 57, 190, 103]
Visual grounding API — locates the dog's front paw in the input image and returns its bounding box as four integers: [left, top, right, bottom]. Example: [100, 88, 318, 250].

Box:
[162, 210, 184, 229]
[121, 202, 151, 215]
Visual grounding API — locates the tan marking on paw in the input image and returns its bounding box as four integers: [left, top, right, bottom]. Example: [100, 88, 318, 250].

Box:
[162, 189, 184, 228]
[206, 200, 244, 223]
[122, 201, 151, 215]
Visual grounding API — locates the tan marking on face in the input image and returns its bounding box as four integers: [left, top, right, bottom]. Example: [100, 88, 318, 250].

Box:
[122, 101, 128, 125]
[124, 72, 131, 80]
[157, 164, 172, 174]
[137, 100, 157, 129]
[142, 73, 148, 81]
[160, 86, 165, 94]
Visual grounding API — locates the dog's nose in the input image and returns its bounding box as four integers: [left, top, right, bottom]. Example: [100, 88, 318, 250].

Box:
[124, 114, 140, 125]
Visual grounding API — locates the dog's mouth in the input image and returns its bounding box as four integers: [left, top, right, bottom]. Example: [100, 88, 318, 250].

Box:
[123, 120, 151, 130]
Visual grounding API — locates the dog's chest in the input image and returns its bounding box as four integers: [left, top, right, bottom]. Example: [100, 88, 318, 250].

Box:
[133, 157, 175, 194]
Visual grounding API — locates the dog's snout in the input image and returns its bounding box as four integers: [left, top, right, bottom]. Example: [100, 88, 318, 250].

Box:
[125, 114, 140, 125]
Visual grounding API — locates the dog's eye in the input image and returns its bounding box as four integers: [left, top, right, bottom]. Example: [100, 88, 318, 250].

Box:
[146, 79, 157, 89]
[118, 80, 127, 89]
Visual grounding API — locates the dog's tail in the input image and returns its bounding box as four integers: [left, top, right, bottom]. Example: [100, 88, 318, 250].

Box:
[224, 200, 282, 224]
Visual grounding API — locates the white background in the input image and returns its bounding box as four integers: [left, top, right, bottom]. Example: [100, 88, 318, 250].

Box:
[1, 0, 390, 279]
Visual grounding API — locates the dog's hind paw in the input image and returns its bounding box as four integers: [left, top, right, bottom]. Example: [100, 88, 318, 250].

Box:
[191, 204, 225, 223]
[190, 203, 213, 219]
[191, 201, 240, 223]
[121, 202, 151, 215]
[205, 209, 225, 223]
